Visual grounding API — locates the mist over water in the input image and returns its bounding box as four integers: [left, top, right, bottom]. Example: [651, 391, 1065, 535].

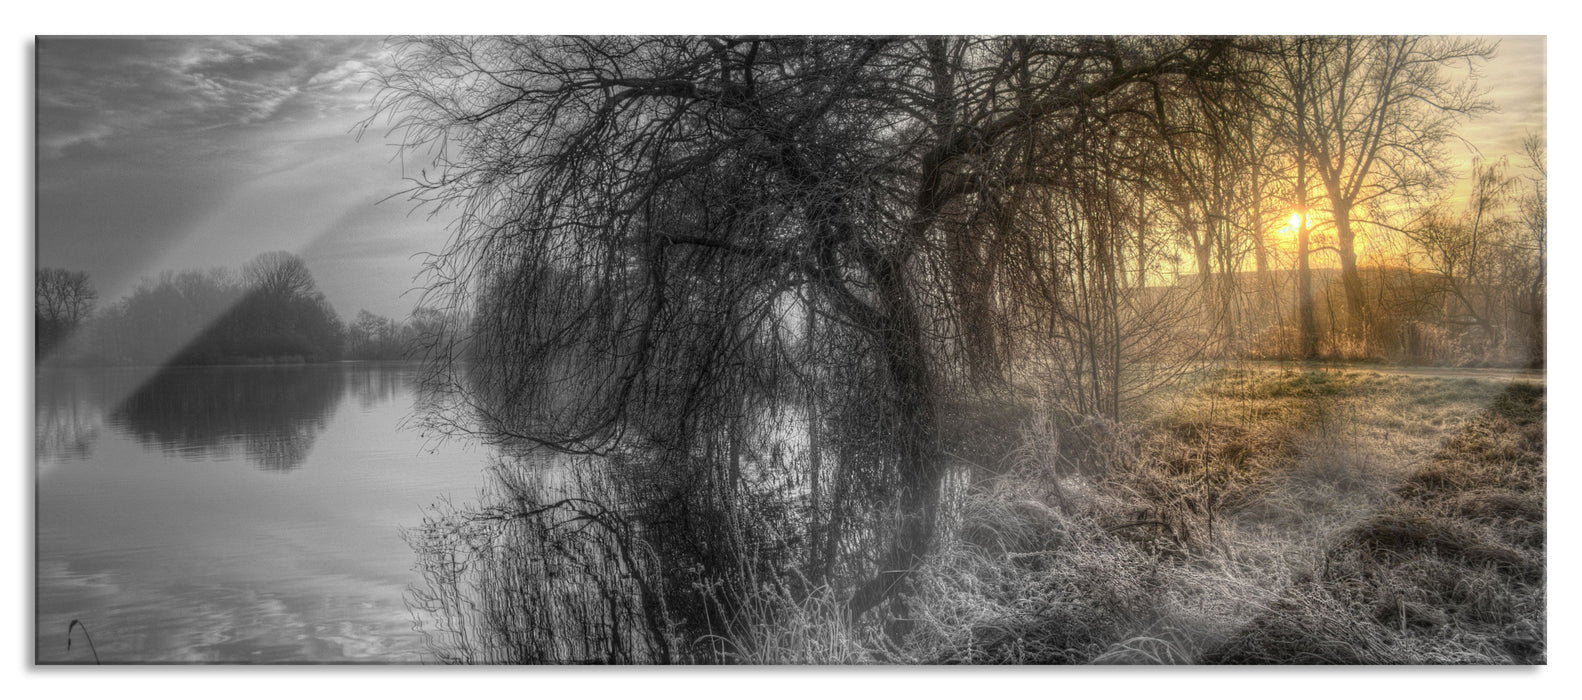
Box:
[30, 34, 1546, 666]
[35, 363, 490, 663]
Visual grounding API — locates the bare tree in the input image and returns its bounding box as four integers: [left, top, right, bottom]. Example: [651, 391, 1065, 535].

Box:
[1265, 36, 1324, 359]
[36, 268, 96, 327]
[1517, 133, 1546, 366]
[1148, 55, 1256, 352]
[244, 251, 320, 300]
[997, 88, 1205, 424]
[36, 268, 97, 356]
[370, 35, 1235, 647]
[1403, 157, 1516, 344]
[1299, 36, 1494, 344]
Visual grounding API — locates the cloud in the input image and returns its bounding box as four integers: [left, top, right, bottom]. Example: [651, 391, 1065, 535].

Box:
[308, 59, 375, 93]
[36, 36, 427, 319]
[37, 121, 114, 158]
[37, 36, 385, 159]
[1455, 36, 1546, 164]
[172, 36, 287, 72]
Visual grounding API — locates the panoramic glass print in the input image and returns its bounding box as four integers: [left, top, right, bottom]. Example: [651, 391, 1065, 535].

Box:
[36, 35, 1546, 664]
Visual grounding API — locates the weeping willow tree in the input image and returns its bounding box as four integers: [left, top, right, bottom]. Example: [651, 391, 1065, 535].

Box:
[993, 83, 1210, 426]
[370, 35, 1234, 662]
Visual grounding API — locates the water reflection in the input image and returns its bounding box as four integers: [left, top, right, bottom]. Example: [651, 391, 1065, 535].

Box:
[111, 365, 347, 472]
[37, 362, 489, 663]
[348, 363, 404, 410]
[35, 370, 104, 463]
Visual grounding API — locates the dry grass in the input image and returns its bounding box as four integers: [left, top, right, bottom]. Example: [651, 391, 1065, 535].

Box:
[412, 366, 1545, 665]
[764, 366, 1546, 664]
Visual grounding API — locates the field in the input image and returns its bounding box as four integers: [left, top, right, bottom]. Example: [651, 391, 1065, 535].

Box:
[744, 366, 1546, 664]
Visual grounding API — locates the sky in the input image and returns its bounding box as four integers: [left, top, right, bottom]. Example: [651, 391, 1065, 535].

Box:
[34, 35, 1544, 323]
[1460, 35, 1547, 167]
[34, 35, 1547, 322]
[36, 36, 441, 320]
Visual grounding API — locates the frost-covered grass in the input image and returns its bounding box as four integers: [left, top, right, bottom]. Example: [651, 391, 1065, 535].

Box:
[757, 367, 1545, 664]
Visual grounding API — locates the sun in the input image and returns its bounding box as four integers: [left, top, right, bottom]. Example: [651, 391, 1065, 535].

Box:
[1273, 211, 1306, 243]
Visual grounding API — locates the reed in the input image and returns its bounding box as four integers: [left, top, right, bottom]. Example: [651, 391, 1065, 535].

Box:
[406, 368, 1544, 664]
[66, 619, 100, 664]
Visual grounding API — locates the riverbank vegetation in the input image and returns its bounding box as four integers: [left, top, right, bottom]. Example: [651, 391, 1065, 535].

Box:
[375, 36, 1545, 664]
[900, 369, 1544, 664]
[407, 368, 1544, 663]
[35, 252, 443, 367]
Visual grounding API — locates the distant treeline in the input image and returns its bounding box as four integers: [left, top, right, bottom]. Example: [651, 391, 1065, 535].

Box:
[36, 252, 443, 366]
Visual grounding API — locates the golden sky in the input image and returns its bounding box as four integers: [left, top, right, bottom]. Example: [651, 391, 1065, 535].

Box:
[1460, 35, 1546, 167]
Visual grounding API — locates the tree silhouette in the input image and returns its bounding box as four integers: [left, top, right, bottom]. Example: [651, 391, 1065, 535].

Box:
[244, 250, 318, 300]
[88, 254, 343, 366]
[35, 268, 96, 356]
[373, 36, 1235, 629]
[1294, 36, 1494, 344]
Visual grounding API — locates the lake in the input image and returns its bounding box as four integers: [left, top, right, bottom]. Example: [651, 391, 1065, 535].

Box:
[35, 363, 491, 663]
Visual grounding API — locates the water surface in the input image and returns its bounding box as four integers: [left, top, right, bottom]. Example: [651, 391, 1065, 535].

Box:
[36, 363, 489, 663]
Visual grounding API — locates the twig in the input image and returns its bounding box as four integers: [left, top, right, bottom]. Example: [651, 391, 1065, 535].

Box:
[67, 619, 100, 664]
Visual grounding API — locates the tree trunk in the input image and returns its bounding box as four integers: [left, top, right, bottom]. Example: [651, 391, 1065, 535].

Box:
[1298, 228, 1318, 359]
[1296, 154, 1319, 359]
[805, 295, 825, 575]
[1332, 206, 1368, 345]
[846, 247, 942, 623]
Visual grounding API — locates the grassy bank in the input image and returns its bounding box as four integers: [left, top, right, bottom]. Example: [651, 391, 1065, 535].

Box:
[745, 367, 1546, 664]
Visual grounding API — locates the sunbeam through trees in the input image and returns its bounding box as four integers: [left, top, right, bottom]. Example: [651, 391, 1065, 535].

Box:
[35, 33, 1547, 666]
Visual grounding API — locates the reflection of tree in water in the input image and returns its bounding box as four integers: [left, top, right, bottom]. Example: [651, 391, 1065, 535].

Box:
[406, 366, 913, 663]
[112, 366, 347, 472]
[35, 371, 105, 462]
[240, 429, 319, 473]
[408, 449, 817, 664]
[347, 362, 406, 410]
[408, 456, 674, 664]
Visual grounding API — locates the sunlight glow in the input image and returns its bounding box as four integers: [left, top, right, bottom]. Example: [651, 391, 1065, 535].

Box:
[1273, 211, 1307, 244]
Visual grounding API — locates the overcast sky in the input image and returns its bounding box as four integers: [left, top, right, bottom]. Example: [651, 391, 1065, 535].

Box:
[34, 35, 1546, 321]
[37, 36, 438, 319]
